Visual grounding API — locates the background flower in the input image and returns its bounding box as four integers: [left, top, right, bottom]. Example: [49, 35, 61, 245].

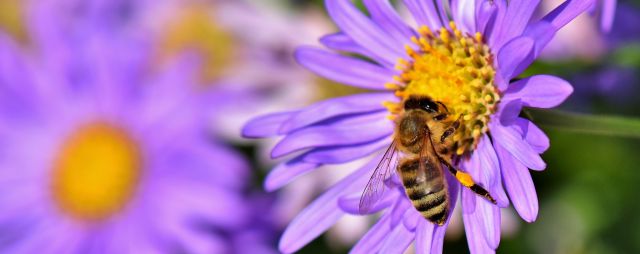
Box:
[0, 0, 276, 253]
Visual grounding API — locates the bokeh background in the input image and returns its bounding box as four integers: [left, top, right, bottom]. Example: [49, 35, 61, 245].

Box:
[0, 0, 639, 253]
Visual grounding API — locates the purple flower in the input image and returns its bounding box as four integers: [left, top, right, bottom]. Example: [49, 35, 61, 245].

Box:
[0, 2, 274, 253]
[244, 0, 591, 253]
[593, 0, 617, 32]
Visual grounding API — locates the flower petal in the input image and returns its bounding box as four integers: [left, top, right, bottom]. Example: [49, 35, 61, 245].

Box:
[495, 142, 539, 222]
[295, 47, 394, 90]
[242, 111, 297, 138]
[497, 99, 523, 132]
[525, 0, 595, 56]
[278, 93, 393, 133]
[363, 0, 414, 44]
[491, 1, 540, 49]
[320, 33, 393, 67]
[271, 112, 393, 158]
[451, 0, 476, 34]
[264, 157, 320, 192]
[403, 210, 421, 232]
[542, 0, 596, 29]
[402, 0, 444, 30]
[431, 173, 460, 253]
[351, 215, 392, 254]
[337, 191, 395, 215]
[475, 0, 498, 36]
[514, 118, 550, 154]
[466, 135, 510, 207]
[503, 75, 573, 108]
[462, 197, 496, 254]
[599, 0, 616, 32]
[414, 219, 435, 254]
[300, 137, 391, 164]
[326, 0, 405, 62]
[379, 222, 415, 254]
[279, 159, 373, 253]
[390, 196, 411, 228]
[490, 123, 546, 170]
[497, 36, 535, 82]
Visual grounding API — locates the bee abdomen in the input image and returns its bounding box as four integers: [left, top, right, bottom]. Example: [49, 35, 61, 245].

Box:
[399, 158, 449, 225]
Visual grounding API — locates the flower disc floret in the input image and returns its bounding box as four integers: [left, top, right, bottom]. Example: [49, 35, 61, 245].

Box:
[386, 22, 500, 155]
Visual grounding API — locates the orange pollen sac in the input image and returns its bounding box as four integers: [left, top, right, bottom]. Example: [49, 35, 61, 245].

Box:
[384, 22, 501, 155]
[51, 122, 142, 222]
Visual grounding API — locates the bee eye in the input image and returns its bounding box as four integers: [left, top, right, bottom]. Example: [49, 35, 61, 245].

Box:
[419, 99, 438, 113]
[404, 97, 439, 112]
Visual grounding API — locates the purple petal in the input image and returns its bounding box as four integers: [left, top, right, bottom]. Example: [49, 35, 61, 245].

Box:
[466, 135, 510, 207]
[390, 196, 411, 228]
[599, 0, 616, 32]
[472, 189, 502, 249]
[295, 47, 394, 90]
[462, 197, 496, 254]
[326, 0, 405, 62]
[475, 0, 498, 36]
[403, 210, 421, 232]
[279, 159, 374, 253]
[490, 123, 546, 170]
[525, 0, 595, 55]
[451, 0, 477, 34]
[485, 0, 507, 45]
[495, 143, 539, 222]
[515, 118, 550, 154]
[503, 75, 573, 108]
[337, 192, 395, 215]
[414, 219, 435, 254]
[491, 1, 540, 49]
[320, 33, 393, 67]
[431, 173, 460, 253]
[363, 0, 414, 44]
[271, 112, 393, 158]
[264, 158, 320, 192]
[402, 0, 444, 30]
[497, 99, 523, 131]
[497, 36, 535, 82]
[542, 0, 596, 29]
[523, 21, 555, 57]
[379, 222, 415, 254]
[242, 111, 297, 138]
[351, 215, 392, 254]
[300, 137, 391, 164]
[278, 93, 394, 133]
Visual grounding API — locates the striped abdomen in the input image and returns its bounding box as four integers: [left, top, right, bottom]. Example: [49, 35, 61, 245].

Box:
[398, 157, 449, 225]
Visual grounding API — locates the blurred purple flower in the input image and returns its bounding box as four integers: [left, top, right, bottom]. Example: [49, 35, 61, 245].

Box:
[244, 0, 590, 253]
[592, 0, 617, 32]
[0, 1, 275, 253]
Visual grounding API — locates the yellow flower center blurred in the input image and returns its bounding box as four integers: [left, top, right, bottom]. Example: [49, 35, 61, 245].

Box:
[51, 122, 142, 222]
[0, 0, 28, 43]
[385, 22, 500, 155]
[160, 4, 236, 83]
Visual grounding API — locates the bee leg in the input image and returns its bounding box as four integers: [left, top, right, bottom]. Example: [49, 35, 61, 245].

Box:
[440, 159, 497, 204]
[439, 117, 461, 143]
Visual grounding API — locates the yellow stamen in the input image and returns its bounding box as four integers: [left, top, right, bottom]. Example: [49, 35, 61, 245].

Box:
[51, 122, 141, 222]
[386, 24, 500, 154]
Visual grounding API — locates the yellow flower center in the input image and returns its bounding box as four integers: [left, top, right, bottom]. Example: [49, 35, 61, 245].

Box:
[159, 4, 236, 84]
[385, 22, 500, 155]
[51, 122, 142, 222]
[0, 0, 28, 43]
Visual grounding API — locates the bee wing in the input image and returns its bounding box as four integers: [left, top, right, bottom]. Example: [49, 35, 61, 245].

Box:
[419, 130, 447, 193]
[359, 140, 398, 214]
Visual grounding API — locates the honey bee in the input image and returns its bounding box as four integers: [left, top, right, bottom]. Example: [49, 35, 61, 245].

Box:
[360, 95, 497, 225]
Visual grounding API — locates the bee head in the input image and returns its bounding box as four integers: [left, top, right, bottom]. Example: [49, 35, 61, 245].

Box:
[403, 96, 440, 113]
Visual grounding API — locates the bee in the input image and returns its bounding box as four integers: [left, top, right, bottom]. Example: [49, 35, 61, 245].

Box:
[359, 95, 496, 225]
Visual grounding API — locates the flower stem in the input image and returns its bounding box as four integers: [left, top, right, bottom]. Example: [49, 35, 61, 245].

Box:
[526, 109, 640, 139]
